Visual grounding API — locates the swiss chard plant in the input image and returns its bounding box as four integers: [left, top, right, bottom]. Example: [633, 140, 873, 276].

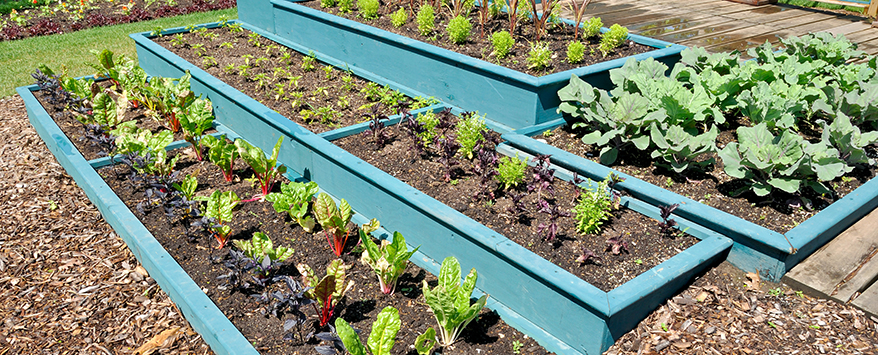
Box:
[265, 181, 321, 233]
[177, 98, 214, 161]
[332, 306, 401, 355]
[235, 137, 288, 198]
[200, 190, 239, 249]
[359, 229, 420, 295]
[299, 259, 355, 327]
[422, 256, 487, 347]
[233, 231, 294, 264]
[313, 193, 355, 257]
[414, 327, 437, 355]
[114, 128, 177, 177]
[140, 72, 196, 133]
[201, 135, 237, 182]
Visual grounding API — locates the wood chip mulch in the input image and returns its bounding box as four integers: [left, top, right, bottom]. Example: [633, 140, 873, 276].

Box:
[0, 96, 211, 355]
[2, 93, 878, 355]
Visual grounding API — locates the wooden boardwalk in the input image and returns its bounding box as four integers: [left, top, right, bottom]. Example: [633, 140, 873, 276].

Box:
[559, 0, 878, 54]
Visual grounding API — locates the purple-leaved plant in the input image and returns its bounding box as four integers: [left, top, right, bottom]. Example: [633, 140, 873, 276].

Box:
[362, 104, 390, 149]
[576, 248, 602, 265]
[470, 130, 502, 200]
[658, 203, 680, 238]
[606, 234, 630, 255]
[528, 154, 555, 201]
[537, 199, 570, 241]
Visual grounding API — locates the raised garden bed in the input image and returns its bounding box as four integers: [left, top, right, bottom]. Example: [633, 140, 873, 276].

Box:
[500, 36, 878, 281]
[235, 0, 686, 129]
[125, 23, 733, 355]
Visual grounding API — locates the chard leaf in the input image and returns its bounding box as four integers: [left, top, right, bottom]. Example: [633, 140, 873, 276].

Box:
[335, 318, 367, 355]
[366, 307, 400, 355]
[414, 328, 436, 355]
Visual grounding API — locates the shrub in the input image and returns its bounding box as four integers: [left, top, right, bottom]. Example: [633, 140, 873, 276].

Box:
[446, 15, 472, 44]
[358, 0, 380, 19]
[583, 17, 602, 39]
[390, 7, 408, 27]
[417, 4, 435, 36]
[527, 42, 552, 70]
[491, 30, 514, 59]
[566, 41, 586, 64]
[496, 153, 528, 190]
[599, 24, 628, 56]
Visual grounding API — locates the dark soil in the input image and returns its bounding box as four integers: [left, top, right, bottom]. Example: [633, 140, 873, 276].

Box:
[540, 123, 876, 234]
[300, 0, 655, 77]
[333, 121, 698, 292]
[156, 26, 432, 134]
[97, 149, 553, 355]
[33, 86, 213, 161]
[0, 0, 235, 42]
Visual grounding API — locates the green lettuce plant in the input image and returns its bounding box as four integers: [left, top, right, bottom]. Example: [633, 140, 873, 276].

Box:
[266, 181, 321, 233]
[566, 41, 586, 64]
[526, 42, 552, 70]
[582, 17, 602, 39]
[422, 256, 487, 347]
[599, 24, 628, 56]
[359, 229, 420, 295]
[446, 15, 472, 44]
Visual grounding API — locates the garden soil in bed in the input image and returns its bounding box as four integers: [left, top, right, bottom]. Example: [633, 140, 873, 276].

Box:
[540, 124, 876, 233]
[98, 149, 552, 355]
[156, 26, 434, 134]
[334, 127, 698, 292]
[299, 0, 655, 77]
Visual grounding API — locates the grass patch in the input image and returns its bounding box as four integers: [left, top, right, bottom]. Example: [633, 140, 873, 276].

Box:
[0, 7, 237, 97]
[777, 0, 866, 13]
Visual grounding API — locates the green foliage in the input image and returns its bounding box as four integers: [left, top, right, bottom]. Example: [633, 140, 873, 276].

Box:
[446, 15, 472, 45]
[313, 193, 355, 256]
[455, 112, 487, 159]
[491, 30, 514, 59]
[201, 135, 237, 182]
[818, 112, 878, 166]
[649, 123, 717, 174]
[599, 24, 628, 56]
[417, 5, 436, 36]
[233, 232, 294, 263]
[358, 0, 380, 19]
[115, 128, 178, 176]
[203, 190, 239, 249]
[572, 178, 613, 235]
[496, 153, 528, 190]
[719, 123, 846, 196]
[177, 98, 213, 161]
[338, 0, 355, 12]
[566, 41, 586, 64]
[172, 175, 198, 201]
[582, 17, 602, 39]
[321, 0, 336, 8]
[414, 328, 437, 355]
[302, 55, 317, 72]
[266, 181, 320, 233]
[390, 7, 408, 27]
[422, 257, 487, 346]
[526, 42, 552, 70]
[359, 229, 420, 294]
[234, 137, 288, 196]
[335, 306, 401, 355]
[89, 90, 129, 127]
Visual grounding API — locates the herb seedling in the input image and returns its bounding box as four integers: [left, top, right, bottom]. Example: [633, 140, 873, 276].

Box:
[491, 30, 514, 60]
[657, 203, 680, 238]
[576, 248, 602, 265]
[599, 24, 628, 56]
[606, 234, 630, 255]
[572, 179, 613, 235]
[496, 153, 528, 190]
[390, 7, 408, 27]
[362, 105, 391, 149]
[537, 199, 570, 241]
[528, 154, 555, 200]
[527, 42, 552, 71]
[446, 15, 472, 44]
[416, 5, 435, 36]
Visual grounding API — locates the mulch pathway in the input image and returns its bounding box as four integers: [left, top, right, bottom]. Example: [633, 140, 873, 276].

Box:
[2, 93, 878, 354]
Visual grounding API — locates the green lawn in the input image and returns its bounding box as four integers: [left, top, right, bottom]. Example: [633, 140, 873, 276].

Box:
[0, 7, 237, 97]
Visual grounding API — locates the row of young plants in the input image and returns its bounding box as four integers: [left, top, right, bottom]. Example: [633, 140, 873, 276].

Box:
[163, 21, 440, 132]
[558, 32, 878, 203]
[34, 51, 513, 354]
[311, 0, 630, 72]
[353, 106, 692, 284]
[0, 0, 235, 41]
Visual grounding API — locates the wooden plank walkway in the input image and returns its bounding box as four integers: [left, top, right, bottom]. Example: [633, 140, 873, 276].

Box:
[558, 0, 878, 53]
[555, 0, 878, 318]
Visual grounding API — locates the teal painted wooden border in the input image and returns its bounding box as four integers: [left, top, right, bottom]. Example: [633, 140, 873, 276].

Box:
[18, 84, 260, 355]
[506, 120, 878, 281]
[130, 28, 732, 354]
[235, 0, 685, 130]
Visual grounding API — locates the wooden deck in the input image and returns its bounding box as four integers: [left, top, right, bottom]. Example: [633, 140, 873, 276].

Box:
[558, 0, 878, 54]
